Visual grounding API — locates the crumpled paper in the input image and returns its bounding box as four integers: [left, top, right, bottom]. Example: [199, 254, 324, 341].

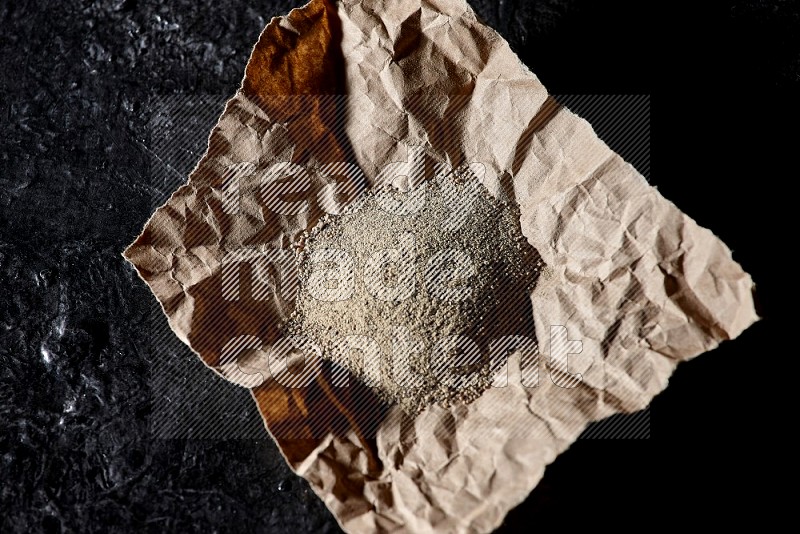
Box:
[123, 0, 758, 532]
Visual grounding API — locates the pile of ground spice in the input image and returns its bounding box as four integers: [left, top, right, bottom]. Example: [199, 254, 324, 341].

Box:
[286, 170, 542, 416]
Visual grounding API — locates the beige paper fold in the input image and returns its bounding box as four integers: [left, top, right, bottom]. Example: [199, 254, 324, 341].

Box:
[124, 1, 758, 532]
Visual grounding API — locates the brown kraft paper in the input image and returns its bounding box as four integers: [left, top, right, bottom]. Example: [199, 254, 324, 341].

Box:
[123, 0, 758, 532]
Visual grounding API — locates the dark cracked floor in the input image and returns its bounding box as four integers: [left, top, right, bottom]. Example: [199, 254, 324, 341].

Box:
[1, 1, 789, 532]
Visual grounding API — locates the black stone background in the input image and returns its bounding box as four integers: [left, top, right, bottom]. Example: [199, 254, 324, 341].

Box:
[0, 0, 789, 532]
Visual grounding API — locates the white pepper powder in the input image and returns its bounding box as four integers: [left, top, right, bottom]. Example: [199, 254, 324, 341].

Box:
[286, 170, 542, 416]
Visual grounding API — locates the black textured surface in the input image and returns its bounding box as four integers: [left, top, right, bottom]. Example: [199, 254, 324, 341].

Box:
[0, 0, 789, 532]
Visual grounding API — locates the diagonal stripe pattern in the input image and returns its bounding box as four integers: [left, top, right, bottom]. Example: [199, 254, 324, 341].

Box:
[141, 92, 650, 440]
